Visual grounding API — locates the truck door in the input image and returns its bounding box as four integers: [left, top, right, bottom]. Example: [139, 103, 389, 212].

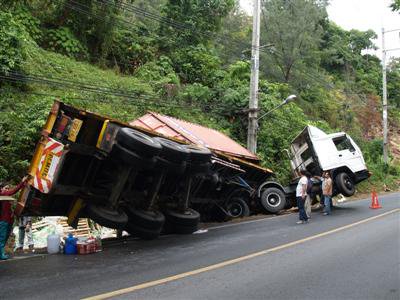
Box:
[332, 135, 365, 172]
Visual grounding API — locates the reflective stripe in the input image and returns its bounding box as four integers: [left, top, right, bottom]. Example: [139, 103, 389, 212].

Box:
[33, 138, 64, 194]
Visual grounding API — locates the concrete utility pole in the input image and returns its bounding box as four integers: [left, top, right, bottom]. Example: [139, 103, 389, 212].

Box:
[247, 0, 261, 154]
[382, 27, 388, 164]
[381, 27, 400, 164]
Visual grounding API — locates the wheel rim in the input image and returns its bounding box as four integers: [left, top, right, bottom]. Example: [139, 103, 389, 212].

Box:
[228, 202, 243, 217]
[344, 177, 353, 189]
[266, 192, 281, 207]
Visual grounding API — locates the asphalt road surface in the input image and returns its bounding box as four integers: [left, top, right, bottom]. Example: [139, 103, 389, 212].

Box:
[1, 192, 399, 300]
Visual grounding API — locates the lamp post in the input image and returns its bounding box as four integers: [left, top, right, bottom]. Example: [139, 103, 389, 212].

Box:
[257, 94, 297, 122]
[246, 94, 297, 154]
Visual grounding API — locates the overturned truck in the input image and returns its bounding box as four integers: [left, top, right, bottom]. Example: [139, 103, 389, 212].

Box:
[16, 101, 284, 240]
[131, 112, 285, 219]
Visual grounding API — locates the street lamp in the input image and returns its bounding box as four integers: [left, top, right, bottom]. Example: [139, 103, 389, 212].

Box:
[257, 94, 297, 121]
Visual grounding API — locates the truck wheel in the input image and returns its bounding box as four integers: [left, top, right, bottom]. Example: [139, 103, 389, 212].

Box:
[225, 197, 250, 218]
[153, 137, 190, 163]
[335, 172, 355, 196]
[111, 143, 156, 169]
[125, 222, 161, 240]
[116, 128, 162, 157]
[164, 208, 200, 227]
[86, 204, 128, 229]
[124, 207, 165, 230]
[260, 187, 286, 213]
[184, 145, 212, 163]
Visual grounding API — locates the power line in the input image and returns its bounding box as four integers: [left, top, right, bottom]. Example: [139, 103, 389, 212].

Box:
[0, 71, 243, 112]
[259, 1, 370, 107]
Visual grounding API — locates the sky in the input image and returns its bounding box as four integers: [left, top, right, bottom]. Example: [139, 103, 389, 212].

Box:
[240, 0, 400, 60]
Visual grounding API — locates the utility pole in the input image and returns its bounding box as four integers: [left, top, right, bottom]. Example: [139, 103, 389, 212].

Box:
[381, 28, 388, 164]
[247, 0, 261, 154]
[381, 27, 400, 164]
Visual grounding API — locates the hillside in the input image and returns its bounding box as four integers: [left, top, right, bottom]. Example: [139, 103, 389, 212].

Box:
[0, 1, 399, 192]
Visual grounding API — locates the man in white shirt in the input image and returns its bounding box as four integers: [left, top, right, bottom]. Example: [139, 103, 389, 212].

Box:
[296, 170, 309, 224]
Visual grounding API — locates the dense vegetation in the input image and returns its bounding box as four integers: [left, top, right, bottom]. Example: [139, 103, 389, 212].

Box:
[0, 0, 399, 192]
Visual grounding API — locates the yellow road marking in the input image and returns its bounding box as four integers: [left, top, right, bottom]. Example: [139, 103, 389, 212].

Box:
[83, 208, 400, 300]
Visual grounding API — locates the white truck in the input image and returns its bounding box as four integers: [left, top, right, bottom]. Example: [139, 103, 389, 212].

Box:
[277, 125, 371, 206]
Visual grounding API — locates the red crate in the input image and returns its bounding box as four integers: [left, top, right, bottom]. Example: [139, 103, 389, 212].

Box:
[77, 241, 96, 255]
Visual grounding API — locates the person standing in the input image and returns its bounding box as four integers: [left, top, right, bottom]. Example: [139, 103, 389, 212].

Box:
[0, 177, 28, 259]
[296, 170, 309, 224]
[304, 171, 312, 219]
[0, 198, 14, 260]
[322, 172, 333, 215]
[16, 216, 34, 251]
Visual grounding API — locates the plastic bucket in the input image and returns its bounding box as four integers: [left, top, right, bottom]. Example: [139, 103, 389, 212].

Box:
[47, 234, 60, 254]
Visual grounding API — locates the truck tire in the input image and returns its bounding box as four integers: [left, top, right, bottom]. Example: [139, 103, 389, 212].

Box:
[260, 187, 286, 213]
[116, 128, 162, 157]
[86, 204, 128, 229]
[111, 143, 156, 169]
[164, 208, 200, 227]
[183, 145, 212, 163]
[225, 197, 250, 218]
[153, 137, 190, 163]
[124, 207, 165, 230]
[335, 172, 355, 196]
[125, 222, 161, 240]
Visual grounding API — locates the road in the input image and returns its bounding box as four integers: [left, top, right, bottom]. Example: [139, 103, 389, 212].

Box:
[0, 193, 399, 300]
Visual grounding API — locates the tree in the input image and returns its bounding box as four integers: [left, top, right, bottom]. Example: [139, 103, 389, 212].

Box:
[159, 0, 235, 52]
[387, 58, 400, 108]
[320, 22, 379, 92]
[261, 0, 328, 82]
[216, 3, 252, 65]
[391, 0, 400, 12]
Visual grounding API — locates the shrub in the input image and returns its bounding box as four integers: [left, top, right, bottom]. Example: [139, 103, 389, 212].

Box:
[42, 27, 88, 59]
[0, 11, 30, 74]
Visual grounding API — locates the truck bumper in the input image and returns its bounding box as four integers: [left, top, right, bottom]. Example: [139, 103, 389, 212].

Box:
[354, 169, 371, 184]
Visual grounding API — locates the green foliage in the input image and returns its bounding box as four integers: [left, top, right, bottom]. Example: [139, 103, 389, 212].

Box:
[42, 27, 88, 59]
[257, 84, 309, 182]
[391, 0, 400, 12]
[135, 55, 180, 93]
[0, 89, 51, 182]
[261, 0, 328, 82]
[159, 0, 235, 51]
[356, 139, 400, 192]
[0, 11, 30, 74]
[171, 44, 222, 85]
[0, 0, 398, 193]
[109, 27, 157, 73]
[11, 7, 42, 42]
[387, 58, 400, 108]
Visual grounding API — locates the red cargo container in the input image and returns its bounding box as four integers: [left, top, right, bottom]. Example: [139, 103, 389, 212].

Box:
[130, 112, 259, 162]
